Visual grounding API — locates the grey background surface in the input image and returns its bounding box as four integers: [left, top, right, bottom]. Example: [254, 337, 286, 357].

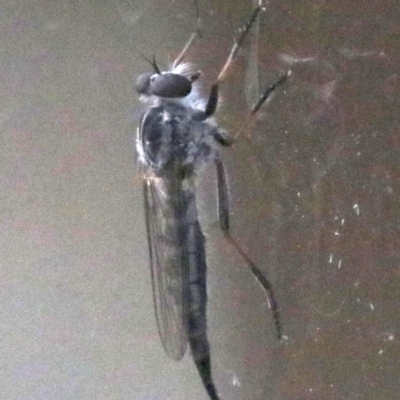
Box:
[0, 0, 399, 399]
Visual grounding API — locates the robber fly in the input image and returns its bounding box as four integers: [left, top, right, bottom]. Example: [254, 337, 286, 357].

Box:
[135, 1, 290, 398]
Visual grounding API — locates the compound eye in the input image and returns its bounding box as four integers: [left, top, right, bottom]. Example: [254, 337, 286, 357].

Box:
[149, 73, 192, 98]
[135, 72, 153, 95]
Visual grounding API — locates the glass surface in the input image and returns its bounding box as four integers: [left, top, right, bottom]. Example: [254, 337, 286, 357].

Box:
[0, 0, 398, 399]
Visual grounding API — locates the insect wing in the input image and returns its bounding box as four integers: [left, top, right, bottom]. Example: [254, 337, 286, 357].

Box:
[143, 176, 188, 360]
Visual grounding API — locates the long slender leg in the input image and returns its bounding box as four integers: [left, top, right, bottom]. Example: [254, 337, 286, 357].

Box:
[233, 70, 291, 140]
[173, 0, 202, 69]
[215, 159, 230, 232]
[216, 0, 266, 83]
[215, 158, 282, 339]
[202, 0, 267, 119]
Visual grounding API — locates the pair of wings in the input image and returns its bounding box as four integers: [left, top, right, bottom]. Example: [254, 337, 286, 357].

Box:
[142, 176, 190, 360]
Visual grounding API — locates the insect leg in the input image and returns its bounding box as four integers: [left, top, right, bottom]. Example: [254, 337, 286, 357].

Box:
[202, 0, 266, 119]
[172, 0, 202, 69]
[234, 70, 291, 140]
[215, 158, 230, 232]
[217, 0, 266, 83]
[215, 157, 283, 339]
[251, 71, 291, 114]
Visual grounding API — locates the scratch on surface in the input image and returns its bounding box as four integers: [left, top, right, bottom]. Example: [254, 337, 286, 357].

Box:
[313, 294, 348, 317]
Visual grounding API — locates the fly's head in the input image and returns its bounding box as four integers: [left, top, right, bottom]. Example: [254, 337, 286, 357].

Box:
[135, 57, 201, 99]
